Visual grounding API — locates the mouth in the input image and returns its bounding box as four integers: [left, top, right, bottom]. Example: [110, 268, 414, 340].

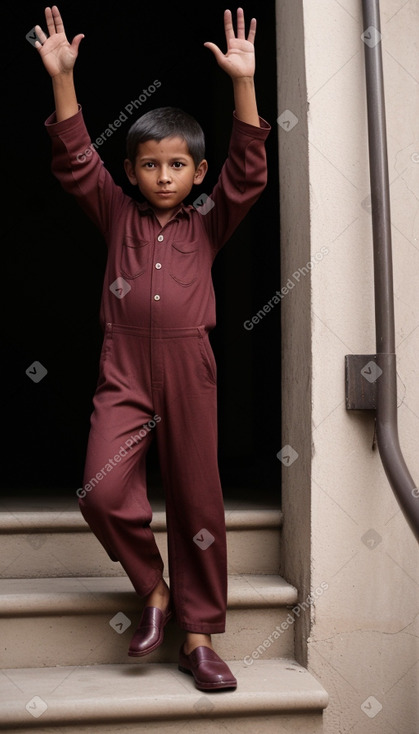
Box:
[156, 191, 175, 196]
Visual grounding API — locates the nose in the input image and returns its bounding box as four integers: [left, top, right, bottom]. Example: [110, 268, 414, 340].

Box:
[158, 166, 172, 184]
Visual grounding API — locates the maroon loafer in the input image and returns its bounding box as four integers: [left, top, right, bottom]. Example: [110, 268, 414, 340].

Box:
[178, 644, 237, 691]
[128, 605, 173, 657]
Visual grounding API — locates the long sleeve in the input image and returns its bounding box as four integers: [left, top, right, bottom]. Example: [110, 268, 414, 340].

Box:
[202, 112, 271, 254]
[45, 106, 127, 242]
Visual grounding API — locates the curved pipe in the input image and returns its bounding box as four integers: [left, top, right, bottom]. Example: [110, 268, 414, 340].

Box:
[362, 0, 419, 541]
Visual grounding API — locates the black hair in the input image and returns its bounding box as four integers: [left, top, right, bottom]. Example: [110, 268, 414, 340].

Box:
[126, 107, 205, 167]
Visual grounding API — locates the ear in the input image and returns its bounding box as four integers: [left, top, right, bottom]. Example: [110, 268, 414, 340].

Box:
[193, 159, 208, 185]
[124, 158, 138, 185]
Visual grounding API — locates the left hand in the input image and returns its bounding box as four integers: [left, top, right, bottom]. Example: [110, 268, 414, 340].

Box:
[204, 8, 256, 80]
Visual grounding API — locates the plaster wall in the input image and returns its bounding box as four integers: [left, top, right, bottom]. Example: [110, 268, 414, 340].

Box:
[277, 0, 419, 731]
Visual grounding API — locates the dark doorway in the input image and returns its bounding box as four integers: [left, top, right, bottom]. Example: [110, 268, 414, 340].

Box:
[1, 0, 280, 503]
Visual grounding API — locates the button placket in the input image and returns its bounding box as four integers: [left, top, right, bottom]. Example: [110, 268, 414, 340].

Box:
[153, 228, 168, 313]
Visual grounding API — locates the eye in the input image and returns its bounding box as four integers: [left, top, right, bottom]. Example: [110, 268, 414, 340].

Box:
[172, 161, 185, 169]
[143, 162, 156, 168]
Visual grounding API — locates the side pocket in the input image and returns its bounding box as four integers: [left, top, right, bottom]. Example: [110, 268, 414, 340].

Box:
[97, 324, 113, 386]
[198, 333, 217, 385]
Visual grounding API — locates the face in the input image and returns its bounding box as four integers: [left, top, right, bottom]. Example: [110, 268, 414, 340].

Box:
[124, 136, 207, 221]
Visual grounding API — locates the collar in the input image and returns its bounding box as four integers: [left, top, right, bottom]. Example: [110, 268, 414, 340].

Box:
[135, 200, 192, 220]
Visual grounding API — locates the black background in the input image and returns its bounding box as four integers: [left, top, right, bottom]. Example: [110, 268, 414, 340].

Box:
[1, 0, 280, 501]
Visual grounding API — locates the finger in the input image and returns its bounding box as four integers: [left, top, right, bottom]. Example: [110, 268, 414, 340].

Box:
[223, 9, 235, 44]
[51, 5, 65, 34]
[34, 24, 48, 45]
[247, 17, 256, 45]
[45, 7, 57, 36]
[236, 7, 245, 40]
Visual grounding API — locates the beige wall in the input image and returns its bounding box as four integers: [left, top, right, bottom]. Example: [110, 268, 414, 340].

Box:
[277, 0, 419, 731]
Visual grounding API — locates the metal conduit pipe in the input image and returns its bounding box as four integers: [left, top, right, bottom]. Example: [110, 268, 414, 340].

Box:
[360, 0, 419, 541]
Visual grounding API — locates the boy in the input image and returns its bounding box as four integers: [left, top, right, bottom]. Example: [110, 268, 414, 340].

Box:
[34, 5, 270, 691]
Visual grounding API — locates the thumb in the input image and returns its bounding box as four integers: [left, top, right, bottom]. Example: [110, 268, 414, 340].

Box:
[203, 41, 224, 64]
[71, 34, 85, 53]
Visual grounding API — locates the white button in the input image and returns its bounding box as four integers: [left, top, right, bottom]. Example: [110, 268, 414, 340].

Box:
[154, 294, 161, 301]
[157, 235, 164, 242]
[155, 263, 162, 269]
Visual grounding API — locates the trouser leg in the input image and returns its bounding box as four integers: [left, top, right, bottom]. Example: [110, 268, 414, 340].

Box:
[78, 325, 164, 597]
[152, 328, 227, 634]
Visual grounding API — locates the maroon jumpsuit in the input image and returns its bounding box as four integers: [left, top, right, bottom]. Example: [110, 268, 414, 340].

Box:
[46, 107, 270, 633]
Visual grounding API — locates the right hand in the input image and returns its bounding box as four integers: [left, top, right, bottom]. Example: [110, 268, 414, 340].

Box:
[34, 5, 84, 77]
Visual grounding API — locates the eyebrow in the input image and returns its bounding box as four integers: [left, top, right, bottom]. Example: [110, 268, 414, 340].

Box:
[138, 155, 191, 162]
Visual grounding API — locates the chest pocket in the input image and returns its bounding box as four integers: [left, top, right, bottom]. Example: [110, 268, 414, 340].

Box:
[120, 237, 150, 279]
[169, 241, 198, 286]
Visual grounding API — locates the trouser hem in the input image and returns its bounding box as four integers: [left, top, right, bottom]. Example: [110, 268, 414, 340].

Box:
[180, 622, 226, 634]
[134, 570, 164, 600]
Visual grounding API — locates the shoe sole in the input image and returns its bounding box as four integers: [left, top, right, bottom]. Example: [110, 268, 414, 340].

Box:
[127, 635, 164, 657]
[178, 664, 237, 691]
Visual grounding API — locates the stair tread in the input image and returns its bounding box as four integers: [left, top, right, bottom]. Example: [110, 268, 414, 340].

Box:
[0, 574, 298, 614]
[0, 659, 328, 726]
[0, 506, 282, 533]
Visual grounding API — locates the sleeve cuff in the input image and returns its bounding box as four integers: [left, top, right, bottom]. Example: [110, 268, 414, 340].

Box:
[232, 111, 271, 138]
[44, 104, 84, 136]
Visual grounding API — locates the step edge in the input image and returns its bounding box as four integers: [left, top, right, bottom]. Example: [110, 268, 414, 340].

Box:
[0, 575, 298, 616]
[0, 661, 329, 726]
[0, 509, 283, 533]
[1, 694, 328, 727]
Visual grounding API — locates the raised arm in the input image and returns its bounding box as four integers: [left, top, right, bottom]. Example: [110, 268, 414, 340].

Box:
[34, 5, 84, 122]
[204, 8, 260, 127]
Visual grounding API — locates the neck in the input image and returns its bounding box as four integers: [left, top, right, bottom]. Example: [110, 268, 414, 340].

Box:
[153, 205, 181, 228]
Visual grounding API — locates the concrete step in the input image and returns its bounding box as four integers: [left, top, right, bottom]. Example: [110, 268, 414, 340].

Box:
[0, 506, 282, 578]
[0, 659, 328, 733]
[0, 574, 297, 668]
